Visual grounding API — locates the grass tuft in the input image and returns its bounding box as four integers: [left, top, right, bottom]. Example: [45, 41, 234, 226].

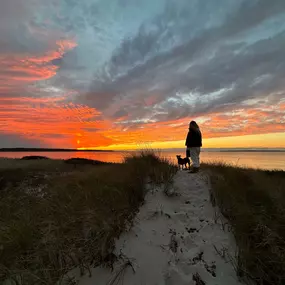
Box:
[206, 162, 285, 285]
[0, 151, 177, 285]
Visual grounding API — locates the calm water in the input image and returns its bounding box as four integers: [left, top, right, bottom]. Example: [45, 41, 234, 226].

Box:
[1, 150, 285, 171]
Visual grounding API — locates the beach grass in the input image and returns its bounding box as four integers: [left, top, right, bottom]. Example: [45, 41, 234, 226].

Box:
[0, 151, 177, 285]
[206, 162, 285, 285]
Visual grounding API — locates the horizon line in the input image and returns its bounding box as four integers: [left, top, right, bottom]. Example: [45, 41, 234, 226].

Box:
[1, 147, 285, 152]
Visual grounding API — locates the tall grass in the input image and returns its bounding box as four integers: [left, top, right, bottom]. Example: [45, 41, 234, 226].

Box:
[207, 162, 285, 285]
[0, 152, 177, 285]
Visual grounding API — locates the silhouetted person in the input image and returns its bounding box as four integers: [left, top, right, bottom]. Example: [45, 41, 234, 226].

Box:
[185, 121, 202, 173]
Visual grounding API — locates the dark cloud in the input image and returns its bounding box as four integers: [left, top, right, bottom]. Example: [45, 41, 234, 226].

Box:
[77, 0, 285, 125]
[0, 133, 46, 148]
[112, 109, 129, 119]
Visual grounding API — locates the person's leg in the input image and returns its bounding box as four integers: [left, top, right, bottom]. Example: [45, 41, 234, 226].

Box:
[189, 147, 200, 173]
[196, 147, 201, 167]
[186, 148, 190, 158]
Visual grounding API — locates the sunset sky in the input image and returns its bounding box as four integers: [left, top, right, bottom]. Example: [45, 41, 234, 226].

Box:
[0, 0, 285, 150]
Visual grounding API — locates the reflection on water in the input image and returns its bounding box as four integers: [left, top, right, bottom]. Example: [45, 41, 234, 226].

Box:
[200, 151, 285, 171]
[164, 151, 285, 171]
[0, 150, 284, 171]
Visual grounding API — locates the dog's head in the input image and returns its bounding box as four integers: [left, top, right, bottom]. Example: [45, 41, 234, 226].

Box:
[176, 155, 181, 159]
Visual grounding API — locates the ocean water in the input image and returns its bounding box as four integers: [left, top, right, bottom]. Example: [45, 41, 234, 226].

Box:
[0, 149, 285, 171]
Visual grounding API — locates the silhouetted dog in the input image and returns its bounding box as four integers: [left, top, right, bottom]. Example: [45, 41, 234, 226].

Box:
[176, 155, 190, 170]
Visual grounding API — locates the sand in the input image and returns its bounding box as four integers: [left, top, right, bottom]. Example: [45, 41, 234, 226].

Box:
[71, 170, 244, 285]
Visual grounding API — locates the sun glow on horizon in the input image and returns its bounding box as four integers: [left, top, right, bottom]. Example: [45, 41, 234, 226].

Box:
[77, 132, 285, 151]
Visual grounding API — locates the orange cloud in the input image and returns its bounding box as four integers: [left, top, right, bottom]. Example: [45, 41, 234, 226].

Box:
[201, 102, 285, 138]
[92, 101, 285, 149]
[0, 96, 115, 148]
[1, 97, 284, 149]
[0, 39, 77, 91]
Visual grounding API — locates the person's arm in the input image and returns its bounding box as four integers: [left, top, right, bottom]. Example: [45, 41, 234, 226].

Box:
[185, 132, 191, 146]
[199, 130, 202, 147]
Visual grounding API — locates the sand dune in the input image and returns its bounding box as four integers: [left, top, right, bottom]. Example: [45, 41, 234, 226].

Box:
[71, 170, 244, 285]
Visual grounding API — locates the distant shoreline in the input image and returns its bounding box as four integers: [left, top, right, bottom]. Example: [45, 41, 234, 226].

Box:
[160, 148, 285, 153]
[157, 149, 285, 153]
[214, 150, 285, 153]
[0, 148, 285, 153]
[0, 148, 115, 152]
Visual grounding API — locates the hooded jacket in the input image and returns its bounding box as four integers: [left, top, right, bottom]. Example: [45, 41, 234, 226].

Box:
[185, 129, 202, 147]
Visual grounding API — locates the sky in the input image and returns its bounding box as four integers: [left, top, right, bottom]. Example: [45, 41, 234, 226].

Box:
[0, 0, 285, 150]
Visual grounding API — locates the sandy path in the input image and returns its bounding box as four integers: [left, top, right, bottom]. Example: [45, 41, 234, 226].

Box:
[74, 170, 243, 285]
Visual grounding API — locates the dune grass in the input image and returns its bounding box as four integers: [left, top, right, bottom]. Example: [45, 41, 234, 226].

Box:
[0, 151, 177, 285]
[206, 162, 285, 285]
